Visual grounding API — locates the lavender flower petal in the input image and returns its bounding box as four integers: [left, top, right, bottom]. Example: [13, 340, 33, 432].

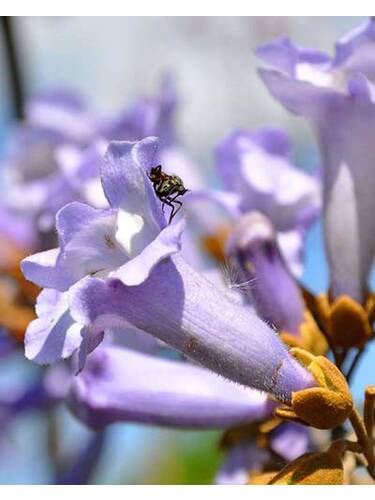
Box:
[69, 345, 271, 430]
[21, 248, 73, 291]
[101, 138, 164, 229]
[114, 217, 185, 286]
[25, 289, 83, 364]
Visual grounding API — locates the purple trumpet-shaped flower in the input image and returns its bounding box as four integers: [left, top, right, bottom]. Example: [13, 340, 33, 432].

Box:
[22, 137, 315, 403]
[68, 345, 272, 430]
[226, 211, 305, 334]
[22, 138, 184, 292]
[190, 127, 321, 277]
[22, 137, 184, 364]
[69, 256, 314, 402]
[257, 18, 375, 302]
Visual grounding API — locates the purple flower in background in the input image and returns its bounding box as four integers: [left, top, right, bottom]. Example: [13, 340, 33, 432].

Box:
[0, 80, 198, 249]
[257, 18, 375, 302]
[100, 75, 204, 190]
[22, 137, 315, 403]
[190, 127, 321, 277]
[100, 75, 177, 147]
[227, 211, 305, 334]
[0, 329, 17, 360]
[0, 90, 95, 237]
[0, 206, 38, 259]
[55, 141, 109, 209]
[68, 345, 272, 430]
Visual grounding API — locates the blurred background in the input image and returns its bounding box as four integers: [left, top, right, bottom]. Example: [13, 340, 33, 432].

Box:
[0, 16, 373, 484]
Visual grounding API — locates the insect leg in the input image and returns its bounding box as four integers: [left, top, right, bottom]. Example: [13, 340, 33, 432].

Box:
[170, 200, 183, 221]
[164, 195, 183, 223]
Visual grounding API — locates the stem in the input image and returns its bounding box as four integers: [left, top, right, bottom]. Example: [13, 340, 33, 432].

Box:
[350, 407, 375, 480]
[329, 439, 362, 456]
[46, 406, 63, 475]
[350, 408, 368, 444]
[55, 431, 106, 485]
[364, 387, 375, 439]
[1, 16, 25, 119]
[346, 349, 364, 383]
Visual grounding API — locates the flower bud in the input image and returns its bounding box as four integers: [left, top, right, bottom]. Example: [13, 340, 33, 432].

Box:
[280, 309, 328, 356]
[275, 348, 353, 429]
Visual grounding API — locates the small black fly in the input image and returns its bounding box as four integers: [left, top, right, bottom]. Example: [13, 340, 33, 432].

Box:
[148, 165, 188, 223]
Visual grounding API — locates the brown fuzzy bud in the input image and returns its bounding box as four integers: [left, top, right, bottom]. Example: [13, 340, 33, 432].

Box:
[275, 349, 353, 429]
[314, 294, 372, 350]
[280, 309, 328, 356]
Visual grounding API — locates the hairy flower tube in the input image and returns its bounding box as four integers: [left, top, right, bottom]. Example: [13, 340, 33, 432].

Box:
[22, 137, 315, 403]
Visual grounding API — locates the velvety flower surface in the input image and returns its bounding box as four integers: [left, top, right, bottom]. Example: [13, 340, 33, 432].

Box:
[22, 137, 315, 403]
[257, 19, 375, 302]
[68, 345, 271, 429]
[23, 138, 184, 290]
[69, 256, 315, 401]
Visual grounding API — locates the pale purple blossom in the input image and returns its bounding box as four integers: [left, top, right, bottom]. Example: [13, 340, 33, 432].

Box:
[189, 127, 321, 277]
[257, 18, 375, 302]
[22, 137, 315, 403]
